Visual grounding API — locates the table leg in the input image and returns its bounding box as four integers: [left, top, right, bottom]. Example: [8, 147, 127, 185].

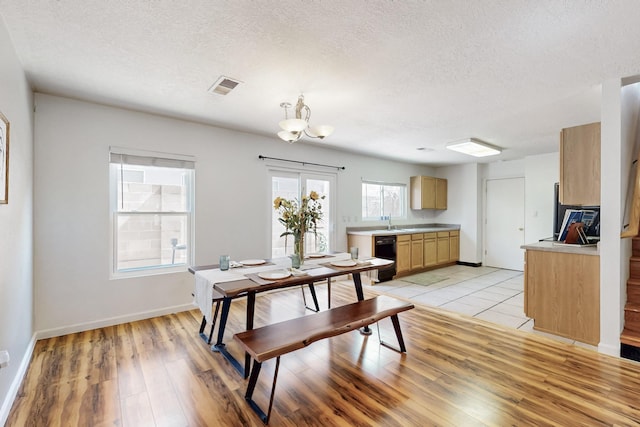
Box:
[244, 292, 256, 378]
[213, 297, 231, 347]
[353, 272, 372, 335]
[212, 297, 246, 376]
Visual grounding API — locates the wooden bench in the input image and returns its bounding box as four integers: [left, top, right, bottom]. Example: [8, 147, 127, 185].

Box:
[233, 295, 415, 424]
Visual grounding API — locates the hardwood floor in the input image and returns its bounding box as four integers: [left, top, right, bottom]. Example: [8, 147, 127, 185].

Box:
[7, 280, 640, 426]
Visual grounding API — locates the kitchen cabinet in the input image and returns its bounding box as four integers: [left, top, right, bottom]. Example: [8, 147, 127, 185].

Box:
[396, 234, 411, 274]
[437, 231, 451, 264]
[411, 233, 424, 270]
[410, 176, 447, 210]
[523, 242, 599, 345]
[449, 230, 459, 261]
[346, 228, 460, 280]
[423, 232, 437, 267]
[559, 122, 600, 206]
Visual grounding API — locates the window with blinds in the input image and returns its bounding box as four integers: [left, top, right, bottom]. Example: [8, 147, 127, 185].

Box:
[109, 147, 195, 277]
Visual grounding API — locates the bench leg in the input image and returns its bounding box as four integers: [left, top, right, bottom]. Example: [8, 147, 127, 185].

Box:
[378, 314, 407, 353]
[245, 357, 281, 425]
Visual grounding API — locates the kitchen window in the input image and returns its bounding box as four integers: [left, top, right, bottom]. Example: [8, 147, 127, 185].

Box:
[109, 147, 195, 278]
[361, 181, 406, 221]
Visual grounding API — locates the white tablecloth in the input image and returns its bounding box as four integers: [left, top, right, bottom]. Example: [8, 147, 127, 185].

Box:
[193, 253, 352, 323]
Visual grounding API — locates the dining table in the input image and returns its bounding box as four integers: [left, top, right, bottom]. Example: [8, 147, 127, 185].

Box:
[190, 253, 394, 377]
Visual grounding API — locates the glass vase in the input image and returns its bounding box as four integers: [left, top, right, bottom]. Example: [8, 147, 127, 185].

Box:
[294, 232, 305, 265]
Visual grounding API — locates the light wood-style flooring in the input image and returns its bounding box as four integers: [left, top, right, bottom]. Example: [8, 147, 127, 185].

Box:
[7, 280, 640, 426]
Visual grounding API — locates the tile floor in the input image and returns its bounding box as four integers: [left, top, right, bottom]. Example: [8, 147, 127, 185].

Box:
[366, 264, 598, 350]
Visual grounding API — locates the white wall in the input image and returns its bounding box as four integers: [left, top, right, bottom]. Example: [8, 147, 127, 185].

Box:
[525, 153, 560, 243]
[33, 94, 435, 335]
[435, 163, 482, 264]
[0, 18, 34, 425]
[431, 155, 559, 266]
[599, 78, 628, 356]
[600, 80, 640, 356]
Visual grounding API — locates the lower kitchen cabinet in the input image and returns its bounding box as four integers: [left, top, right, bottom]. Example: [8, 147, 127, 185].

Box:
[523, 243, 599, 345]
[411, 233, 424, 270]
[423, 233, 437, 267]
[396, 234, 411, 274]
[450, 230, 459, 261]
[406, 230, 459, 275]
[437, 232, 450, 264]
[346, 229, 460, 280]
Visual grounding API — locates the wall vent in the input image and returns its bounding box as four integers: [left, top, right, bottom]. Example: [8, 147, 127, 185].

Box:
[208, 76, 242, 96]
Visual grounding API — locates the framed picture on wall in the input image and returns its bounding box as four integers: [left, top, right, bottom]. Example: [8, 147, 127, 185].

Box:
[0, 111, 9, 204]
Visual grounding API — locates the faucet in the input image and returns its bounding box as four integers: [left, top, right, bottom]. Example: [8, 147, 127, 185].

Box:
[387, 215, 392, 230]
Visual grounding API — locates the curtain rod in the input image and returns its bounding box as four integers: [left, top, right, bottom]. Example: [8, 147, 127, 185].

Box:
[258, 155, 345, 171]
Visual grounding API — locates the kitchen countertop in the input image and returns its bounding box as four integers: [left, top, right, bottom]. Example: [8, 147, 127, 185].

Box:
[347, 224, 460, 237]
[521, 240, 600, 256]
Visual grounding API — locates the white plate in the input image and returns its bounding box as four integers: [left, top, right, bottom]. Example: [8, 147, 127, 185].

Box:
[258, 270, 292, 280]
[307, 253, 325, 258]
[331, 259, 357, 267]
[240, 259, 266, 266]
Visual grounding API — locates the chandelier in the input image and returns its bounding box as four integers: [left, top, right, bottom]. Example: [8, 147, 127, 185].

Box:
[277, 94, 334, 143]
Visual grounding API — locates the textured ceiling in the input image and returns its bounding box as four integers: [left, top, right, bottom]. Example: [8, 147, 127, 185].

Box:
[1, 0, 640, 165]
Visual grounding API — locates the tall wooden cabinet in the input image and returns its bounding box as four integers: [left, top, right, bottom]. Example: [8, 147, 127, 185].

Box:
[410, 176, 447, 210]
[559, 122, 601, 206]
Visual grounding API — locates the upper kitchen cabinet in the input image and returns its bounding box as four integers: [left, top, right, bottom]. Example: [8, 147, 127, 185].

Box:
[410, 176, 447, 210]
[559, 122, 601, 206]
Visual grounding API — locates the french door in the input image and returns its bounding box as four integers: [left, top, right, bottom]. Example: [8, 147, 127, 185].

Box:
[270, 169, 336, 258]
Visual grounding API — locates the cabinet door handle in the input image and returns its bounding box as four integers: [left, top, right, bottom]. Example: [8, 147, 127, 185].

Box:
[518, 228, 524, 231]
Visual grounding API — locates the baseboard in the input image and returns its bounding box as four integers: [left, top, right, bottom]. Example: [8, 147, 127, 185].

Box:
[0, 334, 36, 426]
[456, 261, 482, 267]
[36, 303, 195, 340]
[599, 341, 621, 358]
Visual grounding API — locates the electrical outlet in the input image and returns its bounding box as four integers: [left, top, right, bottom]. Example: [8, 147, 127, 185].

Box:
[0, 350, 9, 368]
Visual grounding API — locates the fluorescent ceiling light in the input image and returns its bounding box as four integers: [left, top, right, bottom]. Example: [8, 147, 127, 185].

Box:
[446, 138, 501, 157]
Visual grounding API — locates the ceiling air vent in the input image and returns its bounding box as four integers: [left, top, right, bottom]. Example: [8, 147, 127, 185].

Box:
[208, 76, 242, 96]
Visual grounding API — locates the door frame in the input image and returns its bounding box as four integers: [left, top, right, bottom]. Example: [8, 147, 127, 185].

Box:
[267, 167, 337, 257]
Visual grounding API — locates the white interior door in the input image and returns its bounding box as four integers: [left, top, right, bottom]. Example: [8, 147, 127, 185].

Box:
[485, 177, 525, 271]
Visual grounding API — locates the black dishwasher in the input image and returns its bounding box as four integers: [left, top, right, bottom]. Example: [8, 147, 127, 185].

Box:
[374, 235, 396, 282]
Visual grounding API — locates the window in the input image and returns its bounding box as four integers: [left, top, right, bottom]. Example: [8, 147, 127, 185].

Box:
[362, 181, 406, 220]
[110, 148, 195, 277]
